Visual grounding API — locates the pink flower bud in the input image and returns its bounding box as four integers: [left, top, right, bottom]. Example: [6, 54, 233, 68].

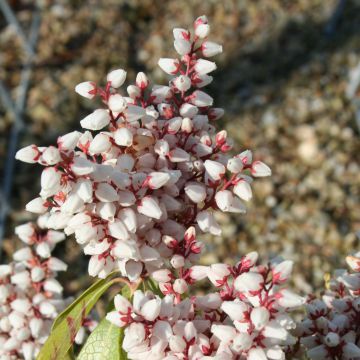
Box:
[108, 94, 127, 113]
[190, 90, 213, 107]
[251, 307, 270, 330]
[25, 198, 47, 214]
[234, 272, 264, 294]
[180, 103, 198, 117]
[89, 133, 112, 154]
[13, 247, 32, 262]
[154, 139, 170, 157]
[227, 157, 244, 173]
[41, 146, 61, 165]
[35, 241, 51, 258]
[152, 269, 172, 283]
[15, 223, 35, 244]
[167, 116, 182, 133]
[125, 104, 146, 122]
[272, 260, 293, 284]
[80, 109, 110, 130]
[170, 254, 185, 269]
[108, 220, 129, 241]
[204, 160, 225, 181]
[174, 39, 191, 56]
[15, 145, 40, 163]
[221, 300, 248, 321]
[173, 28, 190, 40]
[181, 117, 193, 133]
[29, 317, 43, 338]
[238, 150, 253, 165]
[136, 72, 149, 89]
[169, 335, 186, 352]
[47, 257, 68, 272]
[138, 196, 162, 219]
[141, 298, 161, 321]
[57, 130, 82, 151]
[201, 41, 223, 57]
[107, 69, 127, 88]
[151, 85, 172, 103]
[61, 194, 84, 214]
[127, 85, 141, 99]
[194, 59, 217, 75]
[114, 127, 133, 147]
[75, 81, 96, 99]
[184, 182, 207, 203]
[189, 265, 208, 280]
[211, 324, 236, 344]
[158, 58, 180, 75]
[114, 294, 132, 314]
[196, 210, 221, 236]
[233, 180, 252, 202]
[168, 148, 190, 162]
[194, 74, 213, 88]
[251, 161, 271, 177]
[173, 278, 188, 294]
[194, 15, 210, 38]
[174, 75, 191, 92]
[277, 289, 305, 308]
[43, 278, 63, 294]
[144, 172, 171, 189]
[95, 183, 118, 202]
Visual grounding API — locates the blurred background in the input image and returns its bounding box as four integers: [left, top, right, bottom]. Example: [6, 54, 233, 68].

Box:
[0, 0, 359, 297]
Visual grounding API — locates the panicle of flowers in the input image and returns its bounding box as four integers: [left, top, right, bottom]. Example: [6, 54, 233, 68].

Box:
[293, 253, 360, 360]
[0, 219, 67, 359]
[0, 219, 97, 359]
[15, 15, 271, 283]
[106, 249, 304, 359]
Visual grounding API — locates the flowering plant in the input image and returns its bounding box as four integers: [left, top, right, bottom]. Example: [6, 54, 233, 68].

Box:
[1, 15, 359, 360]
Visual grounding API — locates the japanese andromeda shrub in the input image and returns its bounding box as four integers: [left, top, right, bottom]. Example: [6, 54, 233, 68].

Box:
[1, 15, 358, 359]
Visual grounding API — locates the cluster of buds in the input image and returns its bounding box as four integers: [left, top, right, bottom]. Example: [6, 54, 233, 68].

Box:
[294, 253, 360, 360]
[0, 220, 68, 359]
[106, 251, 304, 359]
[15, 15, 271, 283]
[0, 220, 97, 359]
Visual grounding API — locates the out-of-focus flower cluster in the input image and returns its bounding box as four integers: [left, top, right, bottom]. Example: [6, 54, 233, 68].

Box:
[15, 15, 270, 283]
[106, 250, 304, 359]
[0, 220, 66, 359]
[294, 253, 360, 360]
[0, 220, 96, 359]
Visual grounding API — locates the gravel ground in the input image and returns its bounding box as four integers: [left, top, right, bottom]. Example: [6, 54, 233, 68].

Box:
[0, 0, 359, 296]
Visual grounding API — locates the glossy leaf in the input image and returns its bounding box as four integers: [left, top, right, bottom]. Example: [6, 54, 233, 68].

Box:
[37, 274, 120, 360]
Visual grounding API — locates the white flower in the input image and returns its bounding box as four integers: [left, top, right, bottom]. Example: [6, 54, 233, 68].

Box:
[158, 58, 180, 74]
[15, 145, 39, 163]
[194, 59, 217, 75]
[107, 69, 127, 88]
[251, 161, 271, 177]
[80, 109, 110, 130]
[201, 41, 223, 57]
[75, 81, 96, 99]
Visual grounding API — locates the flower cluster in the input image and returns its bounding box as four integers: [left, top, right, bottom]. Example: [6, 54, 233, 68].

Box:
[294, 253, 360, 360]
[0, 220, 68, 359]
[15, 15, 270, 282]
[106, 250, 304, 359]
[0, 221, 97, 359]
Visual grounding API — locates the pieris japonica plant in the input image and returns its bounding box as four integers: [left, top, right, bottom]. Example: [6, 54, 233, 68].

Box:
[4, 15, 357, 360]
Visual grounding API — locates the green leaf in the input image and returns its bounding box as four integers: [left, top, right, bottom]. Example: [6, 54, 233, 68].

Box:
[37, 274, 120, 360]
[77, 284, 131, 360]
[77, 318, 126, 360]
